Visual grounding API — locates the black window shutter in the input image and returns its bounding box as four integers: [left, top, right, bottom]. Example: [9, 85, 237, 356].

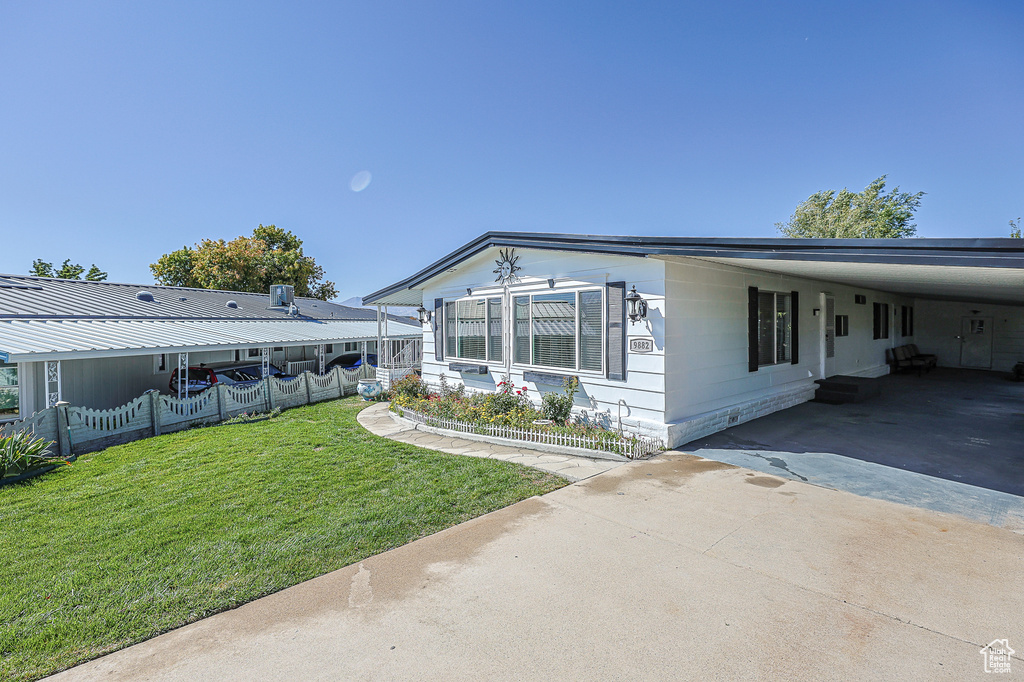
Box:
[434, 298, 444, 361]
[790, 290, 799, 364]
[607, 281, 626, 381]
[748, 286, 759, 372]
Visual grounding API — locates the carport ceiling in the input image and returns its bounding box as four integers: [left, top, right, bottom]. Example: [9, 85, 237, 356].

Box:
[684, 257, 1024, 306]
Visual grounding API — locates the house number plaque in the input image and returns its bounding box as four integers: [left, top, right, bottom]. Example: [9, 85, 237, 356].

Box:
[629, 338, 653, 353]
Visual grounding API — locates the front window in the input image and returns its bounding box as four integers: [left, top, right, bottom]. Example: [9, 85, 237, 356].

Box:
[445, 297, 503, 362]
[0, 363, 18, 418]
[513, 289, 603, 372]
[758, 292, 792, 365]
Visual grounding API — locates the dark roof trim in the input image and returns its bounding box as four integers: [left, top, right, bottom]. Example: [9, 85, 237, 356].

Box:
[362, 231, 1024, 305]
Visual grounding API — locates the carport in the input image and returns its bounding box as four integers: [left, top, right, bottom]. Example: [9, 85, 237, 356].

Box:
[681, 368, 1024, 528]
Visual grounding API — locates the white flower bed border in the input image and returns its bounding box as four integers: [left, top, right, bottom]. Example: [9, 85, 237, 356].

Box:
[391, 405, 663, 461]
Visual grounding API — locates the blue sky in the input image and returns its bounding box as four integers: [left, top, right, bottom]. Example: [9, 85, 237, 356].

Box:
[2, 1, 1022, 301]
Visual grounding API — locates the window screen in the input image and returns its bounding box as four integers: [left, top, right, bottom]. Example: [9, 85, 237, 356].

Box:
[0, 363, 18, 417]
[775, 294, 792, 363]
[873, 303, 890, 340]
[532, 292, 576, 369]
[757, 292, 792, 366]
[456, 299, 486, 360]
[757, 292, 776, 365]
[445, 301, 457, 356]
[579, 290, 603, 372]
[487, 297, 503, 362]
[513, 295, 530, 364]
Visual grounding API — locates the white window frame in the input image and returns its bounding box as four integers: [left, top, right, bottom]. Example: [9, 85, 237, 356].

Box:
[443, 295, 504, 364]
[758, 291, 792, 367]
[512, 286, 605, 375]
[0, 362, 19, 421]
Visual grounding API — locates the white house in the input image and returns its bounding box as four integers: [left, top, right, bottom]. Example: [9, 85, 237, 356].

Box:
[363, 232, 1024, 448]
[0, 275, 420, 420]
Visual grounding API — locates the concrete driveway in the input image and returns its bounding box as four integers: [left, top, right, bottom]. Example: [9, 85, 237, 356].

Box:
[682, 369, 1024, 530]
[50, 453, 1024, 681]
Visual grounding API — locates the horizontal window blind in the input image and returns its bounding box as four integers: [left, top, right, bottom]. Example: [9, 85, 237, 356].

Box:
[513, 295, 530, 364]
[488, 297, 503, 362]
[579, 290, 602, 372]
[532, 292, 576, 369]
[456, 298, 486, 360]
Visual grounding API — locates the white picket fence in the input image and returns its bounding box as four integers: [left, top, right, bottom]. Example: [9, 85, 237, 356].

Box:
[396, 407, 662, 460]
[0, 364, 375, 457]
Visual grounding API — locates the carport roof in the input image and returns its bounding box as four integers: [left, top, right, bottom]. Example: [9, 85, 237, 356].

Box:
[0, 318, 420, 363]
[362, 232, 1024, 307]
[0, 275, 421, 362]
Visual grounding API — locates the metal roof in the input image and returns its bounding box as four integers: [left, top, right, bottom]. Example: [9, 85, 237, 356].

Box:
[362, 232, 1024, 307]
[0, 274, 410, 322]
[0, 275, 421, 362]
[0, 318, 421, 363]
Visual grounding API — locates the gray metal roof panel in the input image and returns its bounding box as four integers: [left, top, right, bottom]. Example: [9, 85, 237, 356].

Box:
[0, 318, 421, 362]
[0, 275, 404, 322]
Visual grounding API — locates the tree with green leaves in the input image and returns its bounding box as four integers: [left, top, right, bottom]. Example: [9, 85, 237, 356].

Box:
[31, 259, 108, 281]
[1010, 218, 1021, 238]
[776, 176, 925, 238]
[150, 224, 338, 300]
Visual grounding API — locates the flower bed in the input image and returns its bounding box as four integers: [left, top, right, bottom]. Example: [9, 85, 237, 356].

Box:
[389, 374, 662, 460]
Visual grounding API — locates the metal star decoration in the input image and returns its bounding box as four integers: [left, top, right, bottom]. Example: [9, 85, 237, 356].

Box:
[493, 247, 521, 285]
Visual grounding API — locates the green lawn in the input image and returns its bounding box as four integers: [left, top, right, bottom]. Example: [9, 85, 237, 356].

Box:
[0, 398, 566, 680]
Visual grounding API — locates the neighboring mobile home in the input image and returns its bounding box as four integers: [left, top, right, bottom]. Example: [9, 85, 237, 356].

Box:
[0, 275, 420, 420]
[363, 233, 1024, 448]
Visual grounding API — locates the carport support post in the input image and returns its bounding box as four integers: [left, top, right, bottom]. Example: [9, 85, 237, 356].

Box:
[177, 353, 188, 401]
[303, 371, 313, 405]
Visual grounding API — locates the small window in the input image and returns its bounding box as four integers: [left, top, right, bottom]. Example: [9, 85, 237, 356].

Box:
[248, 348, 260, 358]
[0, 362, 19, 418]
[154, 354, 167, 373]
[835, 315, 849, 337]
[971, 319, 986, 334]
[901, 305, 914, 336]
[854, 294, 866, 305]
[873, 303, 890, 340]
[325, 344, 334, 354]
[273, 347, 283, 352]
[757, 292, 792, 365]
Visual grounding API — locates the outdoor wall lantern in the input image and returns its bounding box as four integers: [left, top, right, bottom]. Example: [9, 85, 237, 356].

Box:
[417, 305, 431, 324]
[625, 285, 648, 325]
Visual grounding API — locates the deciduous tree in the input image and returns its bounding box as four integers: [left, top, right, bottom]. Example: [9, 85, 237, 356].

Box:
[30, 259, 108, 281]
[776, 176, 925, 238]
[150, 225, 337, 300]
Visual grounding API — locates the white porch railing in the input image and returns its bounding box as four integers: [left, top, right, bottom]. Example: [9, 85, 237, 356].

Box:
[286, 360, 316, 375]
[381, 338, 422, 369]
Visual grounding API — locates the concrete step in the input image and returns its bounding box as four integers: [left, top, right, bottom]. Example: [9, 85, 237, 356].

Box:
[813, 375, 881, 404]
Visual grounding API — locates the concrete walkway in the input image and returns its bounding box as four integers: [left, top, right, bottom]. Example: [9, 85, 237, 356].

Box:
[357, 402, 625, 481]
[49, 450, 1024, 680]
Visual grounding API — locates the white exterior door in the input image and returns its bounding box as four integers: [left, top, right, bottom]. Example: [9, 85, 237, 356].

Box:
[959, 317, 993, 369]
[819, 293, 836, 379]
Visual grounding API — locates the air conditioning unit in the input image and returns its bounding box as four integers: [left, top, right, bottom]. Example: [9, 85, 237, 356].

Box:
[270, 284, 294, 307]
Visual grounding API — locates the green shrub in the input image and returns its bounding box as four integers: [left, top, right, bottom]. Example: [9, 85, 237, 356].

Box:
[541, 377, 579, 425]
[391, 373, 431, 400]
[0, 432, 67, 479]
